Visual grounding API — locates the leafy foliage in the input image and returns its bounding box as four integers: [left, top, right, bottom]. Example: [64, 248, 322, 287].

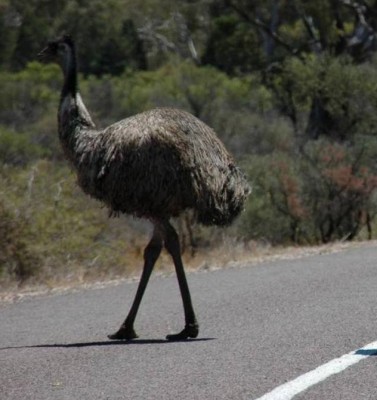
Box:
[0, 161, 151, 284]
[0, 127, 44, 165]
[268, 55, 377, 139]
[0, 195, 39, 283]
[242, 138, 377, 244]
[1, 0, 146, 75]
[2, 0, 377, 285]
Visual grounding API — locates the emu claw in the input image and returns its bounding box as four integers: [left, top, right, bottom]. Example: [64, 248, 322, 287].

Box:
[108, 326, 138, 341]
[166, 323, 199, 341]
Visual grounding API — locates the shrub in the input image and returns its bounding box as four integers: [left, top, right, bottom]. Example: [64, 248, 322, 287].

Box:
[0, 198, 39, 283]
[301, 139, 377, 242]
[0, 126, 44, 165]
[241, 138, 377, 244]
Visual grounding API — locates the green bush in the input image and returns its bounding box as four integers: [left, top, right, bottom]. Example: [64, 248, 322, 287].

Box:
[0, 198, 39, 283]
[0, 62, 60, 128]
[240, 137, 377, 244]
[268, 55, 377, 139]
[240, 153, 307, 244]
[0, 126, 44, 165]
[0, 161, 151, 285]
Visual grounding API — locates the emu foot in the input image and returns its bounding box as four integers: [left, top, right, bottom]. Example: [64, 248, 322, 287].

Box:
[166, 323, 199, 341]
[108, 325, 138, 341]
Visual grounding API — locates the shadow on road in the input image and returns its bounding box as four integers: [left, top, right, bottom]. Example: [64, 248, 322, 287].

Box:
[355, 349, 377, 356]
[0, 337, 215, 350]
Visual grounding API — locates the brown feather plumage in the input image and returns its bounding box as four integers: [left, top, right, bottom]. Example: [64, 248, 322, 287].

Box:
[73, 107, 250, 225]
[38, 35, 250, 341]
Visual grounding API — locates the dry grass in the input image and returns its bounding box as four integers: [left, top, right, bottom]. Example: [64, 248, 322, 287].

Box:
[0, 236, 368, 304]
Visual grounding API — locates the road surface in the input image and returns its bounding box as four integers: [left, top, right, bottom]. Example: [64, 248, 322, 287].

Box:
[1, 243, 377, 399]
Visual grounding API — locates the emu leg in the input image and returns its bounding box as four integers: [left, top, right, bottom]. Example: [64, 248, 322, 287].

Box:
[164, 221, 199, 340]
[108, 227, 163, 340]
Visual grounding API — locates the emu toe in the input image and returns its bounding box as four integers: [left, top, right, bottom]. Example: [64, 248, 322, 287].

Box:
[108, 326, 138, 341]
[166, 323, 199, 341]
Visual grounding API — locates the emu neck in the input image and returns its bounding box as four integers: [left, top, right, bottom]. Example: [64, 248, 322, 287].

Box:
[58, 47, 95, 166]
[61, 46, 77, 98]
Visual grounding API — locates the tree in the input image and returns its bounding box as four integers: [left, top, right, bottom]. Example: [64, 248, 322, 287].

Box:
[0, 0, 147, 75]
[221, 1, 377, 138]
[56, 0, 146, 75]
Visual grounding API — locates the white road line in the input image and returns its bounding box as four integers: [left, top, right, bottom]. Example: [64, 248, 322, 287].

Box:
[254, 340, 377, 400]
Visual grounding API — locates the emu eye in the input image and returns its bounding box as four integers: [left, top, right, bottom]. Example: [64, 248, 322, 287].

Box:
[46, 41, 57, 52]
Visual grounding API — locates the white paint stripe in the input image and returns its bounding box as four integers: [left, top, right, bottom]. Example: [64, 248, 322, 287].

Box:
[254, 340, 377, 400]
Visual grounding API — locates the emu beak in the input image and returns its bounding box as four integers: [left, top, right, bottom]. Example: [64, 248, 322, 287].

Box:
[37, 46, 49, 61]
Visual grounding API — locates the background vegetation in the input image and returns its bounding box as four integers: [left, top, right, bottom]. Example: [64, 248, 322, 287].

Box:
[1, 0, 377, 286]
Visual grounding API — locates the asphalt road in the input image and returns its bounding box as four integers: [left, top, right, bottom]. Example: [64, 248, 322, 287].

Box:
[2, 243, 377, 400]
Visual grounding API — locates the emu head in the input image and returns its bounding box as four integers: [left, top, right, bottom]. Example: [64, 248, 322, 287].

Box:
[38, 34, 75, 65]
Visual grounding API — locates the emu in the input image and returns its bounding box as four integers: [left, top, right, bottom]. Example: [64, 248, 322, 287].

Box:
[38, 35, 250, 341]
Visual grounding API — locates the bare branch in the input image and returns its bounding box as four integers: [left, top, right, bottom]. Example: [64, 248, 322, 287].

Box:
[137, 20, 178, 54]
[226, 0, 302, 58]
[172, 12, 201, 65]
[341, 0, 368, 24]
[137, 13, 201, 64]
[294, 2, 323, 54]
[340, 0, 376, 56]
[187, 37, 200, 65]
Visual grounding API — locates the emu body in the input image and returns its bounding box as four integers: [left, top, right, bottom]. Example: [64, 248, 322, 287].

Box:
[39, 35, 250, 340]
